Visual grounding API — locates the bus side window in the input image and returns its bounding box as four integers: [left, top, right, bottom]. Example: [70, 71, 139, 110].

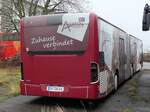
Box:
[99, 51, 105, 66]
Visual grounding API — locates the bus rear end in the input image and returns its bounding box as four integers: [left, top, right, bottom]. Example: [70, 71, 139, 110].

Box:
[20, 13, 100, 99]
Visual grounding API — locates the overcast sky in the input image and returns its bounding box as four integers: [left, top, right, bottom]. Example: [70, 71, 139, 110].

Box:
[89, 0, 150, 52]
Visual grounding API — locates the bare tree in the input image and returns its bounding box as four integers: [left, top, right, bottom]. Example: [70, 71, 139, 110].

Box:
[0, 0, 89, 33]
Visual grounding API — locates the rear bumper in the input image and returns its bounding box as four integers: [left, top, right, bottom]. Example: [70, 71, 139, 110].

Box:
[20, 81, 100, 99]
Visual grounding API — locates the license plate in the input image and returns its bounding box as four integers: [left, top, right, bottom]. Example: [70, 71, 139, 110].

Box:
[47, 86, 64, 92]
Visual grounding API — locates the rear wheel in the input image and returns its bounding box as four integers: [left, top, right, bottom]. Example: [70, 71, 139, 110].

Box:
[131, 67, 134, 78]
[140, 63, 143, 71]
[114, 75, 118, 91]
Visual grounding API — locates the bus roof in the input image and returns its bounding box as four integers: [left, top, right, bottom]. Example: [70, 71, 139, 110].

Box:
[129, 34, 142, 41]
[23, 13, 90, 27]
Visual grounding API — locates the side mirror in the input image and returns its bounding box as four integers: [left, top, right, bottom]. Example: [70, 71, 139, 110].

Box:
[142, 4, 150, 31]
[99, 51, 105, 66]
[142, 13, 150, 31]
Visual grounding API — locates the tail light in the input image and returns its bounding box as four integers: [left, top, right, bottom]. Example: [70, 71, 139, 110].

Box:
[90, 62, 99, 83]
[21, 62, 24, 80]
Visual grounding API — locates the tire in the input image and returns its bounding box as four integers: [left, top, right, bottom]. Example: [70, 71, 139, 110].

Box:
[114, 75, 118, 91]
[140, 64, 143, 71]
[131, 67, 134, 78]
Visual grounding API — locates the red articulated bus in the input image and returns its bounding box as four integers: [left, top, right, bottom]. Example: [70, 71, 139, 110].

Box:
[0, 32, 20, 60]
[20, 13, 143, 99]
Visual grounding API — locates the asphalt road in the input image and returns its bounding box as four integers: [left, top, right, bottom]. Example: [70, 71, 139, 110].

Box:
[0, 63, 150, 112]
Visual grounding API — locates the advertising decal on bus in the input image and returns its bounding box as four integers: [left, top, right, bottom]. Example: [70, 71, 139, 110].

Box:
[24, 14, 89, 54]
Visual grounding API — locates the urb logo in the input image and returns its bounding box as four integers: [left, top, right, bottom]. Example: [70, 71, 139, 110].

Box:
[61, 21, 71, 32]
[61, 17, 85, 32]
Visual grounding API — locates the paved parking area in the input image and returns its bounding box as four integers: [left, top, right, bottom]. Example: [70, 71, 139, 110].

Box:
[0, 63, 150, 112]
